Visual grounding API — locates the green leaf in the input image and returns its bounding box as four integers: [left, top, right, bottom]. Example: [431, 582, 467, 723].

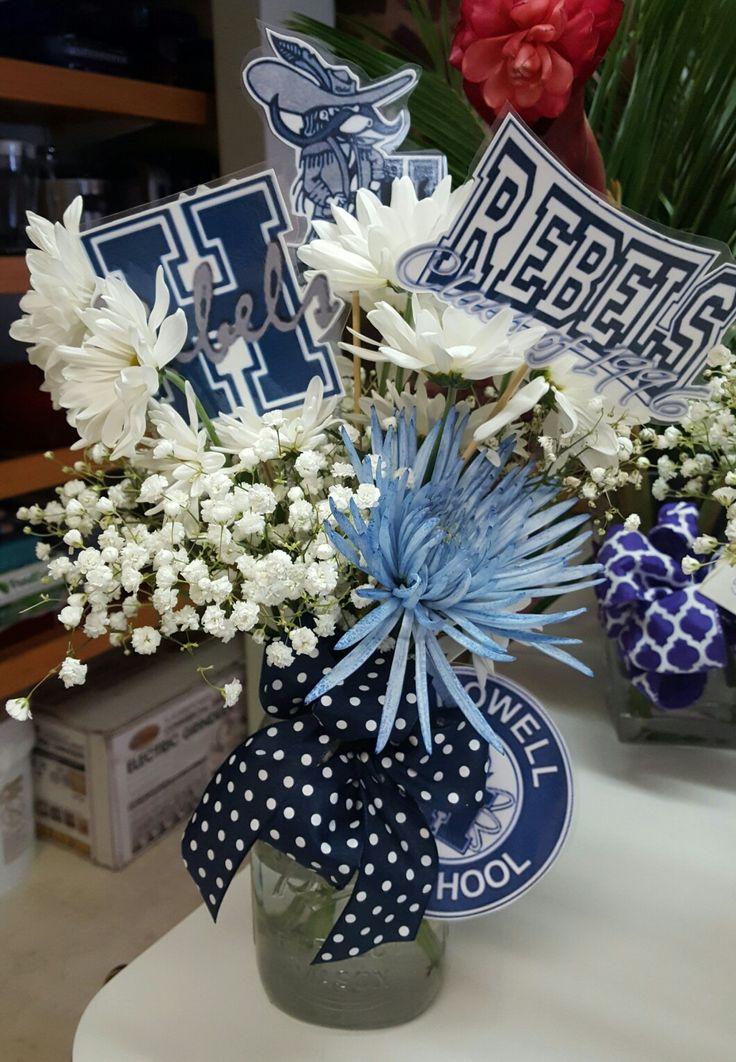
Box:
[589, 0, 736, 251]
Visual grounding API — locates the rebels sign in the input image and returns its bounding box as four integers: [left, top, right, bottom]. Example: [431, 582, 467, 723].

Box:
[399, 114, 736, 420]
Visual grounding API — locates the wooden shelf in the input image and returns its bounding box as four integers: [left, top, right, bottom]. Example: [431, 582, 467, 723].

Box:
[0, 256, 29, 295]
[0, 58, 213, 125]
[0, 625, 109, 701]
[0, 606, 158, 700]
[0, 448, 78, 501]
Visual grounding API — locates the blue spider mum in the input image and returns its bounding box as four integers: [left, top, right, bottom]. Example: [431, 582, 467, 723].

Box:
[305, 409, 600, 753]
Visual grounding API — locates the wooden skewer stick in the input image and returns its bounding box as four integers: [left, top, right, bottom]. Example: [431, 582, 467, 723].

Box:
[462, 363, 531, 462]
[351, 291, 362, 415]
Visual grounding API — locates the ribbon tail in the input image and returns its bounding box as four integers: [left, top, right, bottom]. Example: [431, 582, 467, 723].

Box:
[312, 773, 438, 965]
[182, 716, 342, 921]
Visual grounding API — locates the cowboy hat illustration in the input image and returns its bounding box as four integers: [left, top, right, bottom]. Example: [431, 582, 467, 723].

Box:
[244, 29, 417, 220]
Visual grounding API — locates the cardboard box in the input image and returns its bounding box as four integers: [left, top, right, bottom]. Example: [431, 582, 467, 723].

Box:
[32, 638, 247, 868]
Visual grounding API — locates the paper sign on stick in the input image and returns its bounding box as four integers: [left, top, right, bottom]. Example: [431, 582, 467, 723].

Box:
[81, 171, 344, 418]
[398, 114, 736, 420]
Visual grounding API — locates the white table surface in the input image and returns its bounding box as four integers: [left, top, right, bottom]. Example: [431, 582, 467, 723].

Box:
[73, 611, 736, 1062]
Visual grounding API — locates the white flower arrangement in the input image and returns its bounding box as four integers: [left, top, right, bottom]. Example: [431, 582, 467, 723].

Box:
[7, 182, 650, 720]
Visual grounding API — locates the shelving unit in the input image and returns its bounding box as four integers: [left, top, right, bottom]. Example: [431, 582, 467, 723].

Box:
[1, 447, 77, 497]
[0, 625, 107, 702]
[0, 7, 218, 702]
[0, 450, 161, 697]
[0, 448, 91, 699]
[0, 58, 214, 126]
[0, 255, 28, 295]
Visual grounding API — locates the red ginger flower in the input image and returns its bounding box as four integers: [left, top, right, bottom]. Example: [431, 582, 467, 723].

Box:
[450, 0, 624, 124]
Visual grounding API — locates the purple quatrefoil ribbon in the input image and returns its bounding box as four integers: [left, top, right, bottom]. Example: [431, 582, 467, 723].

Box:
[597, 501, 729, 709]
[182, 644, 491, 963]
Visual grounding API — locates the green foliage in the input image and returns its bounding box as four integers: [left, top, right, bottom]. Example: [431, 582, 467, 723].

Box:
[589, 0, 736, 250]
[288, 13, 485, 183]
[292, 2, 736, 251]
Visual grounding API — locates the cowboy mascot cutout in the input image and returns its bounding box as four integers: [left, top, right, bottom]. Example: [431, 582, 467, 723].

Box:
[245, 29, 417, 221]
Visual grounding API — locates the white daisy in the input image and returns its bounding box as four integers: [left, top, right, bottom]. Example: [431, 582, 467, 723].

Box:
[214, 376, 339, 457]
[297, 175, 473, 310]
[364, 378, 488, 448]
[143, 380, 226, 496]
[473, 375, 550, 443]
[474, 354, 628, 470]
[10, 197, 96, 407]
[541, 354, 621, 470]
[342, 292, 545, 383]
[58, 267, 187, 459]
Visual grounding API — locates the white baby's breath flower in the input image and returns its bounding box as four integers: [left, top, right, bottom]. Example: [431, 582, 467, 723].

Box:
[355, 483, 380, 509]
[47, 556, 73, 579]
[706, 344, 733, 368]
[693, 535, 718, 555]
[265, 640, 294, 668]
[298, 175, 473, 310]
[231, 600, 259, 632]
[289, 627, 318, 655]
[713, 486, 736, 507]
[681, 556, 701, 575]
[59, 602, 83, 628]
[222, 678, 243, 707]
[295, 449, 327, 485]
[6, 697, 32, 721]
[131, 626, 162, 655]
[58, 268, 187, 459]
[59, 656, 88, 688]
[623, 514, 641, 532]
[343, 292, 544, 383]
[138, 474, 170, 503]
[313, 613, 337, 638]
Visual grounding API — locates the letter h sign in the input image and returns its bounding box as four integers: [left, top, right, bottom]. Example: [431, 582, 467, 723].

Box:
[81, 170, 344, 417]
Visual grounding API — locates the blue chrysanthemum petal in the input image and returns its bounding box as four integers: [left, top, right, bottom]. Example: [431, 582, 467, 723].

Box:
[305, 409, 600, 746]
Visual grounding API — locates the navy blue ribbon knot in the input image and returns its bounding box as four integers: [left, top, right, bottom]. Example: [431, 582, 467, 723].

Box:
[183, 644, 491, 963]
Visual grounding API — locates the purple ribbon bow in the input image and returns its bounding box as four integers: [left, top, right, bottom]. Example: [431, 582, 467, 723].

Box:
[597, 502, 728, 709]
[182, 643, 491, 963]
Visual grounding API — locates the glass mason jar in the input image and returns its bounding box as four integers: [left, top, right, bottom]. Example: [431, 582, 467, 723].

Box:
[251, 841, 447, 1028]
[603, 637, 736, 747]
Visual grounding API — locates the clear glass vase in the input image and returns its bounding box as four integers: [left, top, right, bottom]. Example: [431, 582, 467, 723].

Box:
[603, 637, 736, 747]
[250, 841, 447, 1028]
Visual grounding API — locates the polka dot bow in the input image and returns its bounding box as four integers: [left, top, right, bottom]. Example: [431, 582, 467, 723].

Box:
[183, 645, 491, 963]
[597, 502, 729, 709]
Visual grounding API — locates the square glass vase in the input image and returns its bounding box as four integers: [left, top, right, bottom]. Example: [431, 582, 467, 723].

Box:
[603, 637, 736, 748]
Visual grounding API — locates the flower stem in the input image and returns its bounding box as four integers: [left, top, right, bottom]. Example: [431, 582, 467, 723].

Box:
[162, 369, 221, 447]
[415, 920, 444, 970]
[463, 363, 530, 462]
[351, 292, 362, 416]
[424, 385, 456, 484]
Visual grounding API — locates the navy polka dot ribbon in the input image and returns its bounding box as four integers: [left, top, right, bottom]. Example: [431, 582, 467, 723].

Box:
[597, 501, 731, 709]
[182, 645, 491, 963]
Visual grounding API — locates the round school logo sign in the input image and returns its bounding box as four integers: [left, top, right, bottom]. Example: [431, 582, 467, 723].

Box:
[425, 669, 573, 919]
